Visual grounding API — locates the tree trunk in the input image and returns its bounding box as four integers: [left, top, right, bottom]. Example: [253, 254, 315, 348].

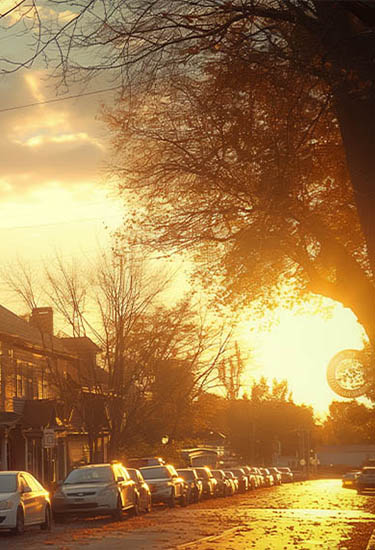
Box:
[334, 88, 375, 281]
[314, 1, 375, 281]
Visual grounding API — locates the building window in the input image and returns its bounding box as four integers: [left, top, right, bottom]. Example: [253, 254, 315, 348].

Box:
[16, 373, 23, 397]
[25, 376, 33, 399]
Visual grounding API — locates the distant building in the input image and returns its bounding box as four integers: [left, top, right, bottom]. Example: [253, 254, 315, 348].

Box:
[0, 305, 108, 486]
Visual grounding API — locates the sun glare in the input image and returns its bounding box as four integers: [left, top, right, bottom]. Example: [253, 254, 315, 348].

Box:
[240, 302, 366, 415]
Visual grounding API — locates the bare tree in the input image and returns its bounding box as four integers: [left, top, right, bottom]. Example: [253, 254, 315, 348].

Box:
[1, 250, 235, 455]
[218, 341, 246, 401]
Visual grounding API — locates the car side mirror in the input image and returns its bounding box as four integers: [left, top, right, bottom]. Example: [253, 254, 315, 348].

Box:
[21, 486, 32, 493]
[116, 476, 125, 482]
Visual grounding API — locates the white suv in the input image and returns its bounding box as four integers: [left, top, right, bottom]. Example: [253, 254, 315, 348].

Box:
[140, 465, 187, 507]
[52, 463, 139, 520]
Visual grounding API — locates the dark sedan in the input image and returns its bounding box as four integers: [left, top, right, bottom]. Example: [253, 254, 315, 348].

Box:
[211, 469, 231, 497]
[230, 468, 249, 493]
[357, 467, 375, 494]
[176, 469, 203, 503]
[194, 467, 217, 498]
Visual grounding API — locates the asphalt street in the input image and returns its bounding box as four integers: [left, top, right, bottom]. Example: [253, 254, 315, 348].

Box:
[1, 478, 374, 550]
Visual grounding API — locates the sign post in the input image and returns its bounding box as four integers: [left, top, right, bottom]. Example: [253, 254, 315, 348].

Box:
[43, 428, 56, 449]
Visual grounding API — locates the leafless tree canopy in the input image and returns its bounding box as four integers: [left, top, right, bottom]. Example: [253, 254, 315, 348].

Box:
[1, 251, 237, 453]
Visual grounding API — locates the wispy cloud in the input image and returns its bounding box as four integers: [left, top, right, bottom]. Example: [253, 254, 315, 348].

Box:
[0, 70, 110, 197]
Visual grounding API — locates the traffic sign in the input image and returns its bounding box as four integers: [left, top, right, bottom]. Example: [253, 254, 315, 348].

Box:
[43, 428, 56, 448]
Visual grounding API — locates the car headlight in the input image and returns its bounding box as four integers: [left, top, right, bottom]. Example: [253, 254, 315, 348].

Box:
[99, 485, 118, 497]
[0, 500, 13, 510]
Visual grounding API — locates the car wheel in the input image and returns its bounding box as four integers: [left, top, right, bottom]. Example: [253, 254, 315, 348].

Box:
[168, 491, 176, 508]
[12, 507, 25, 536]
[41, 505, 52, 530]
[112, 495, 123, 521]
[130, 497, 140, 516]
[180, 492, 188, 507]
[145, 495, 152, 513]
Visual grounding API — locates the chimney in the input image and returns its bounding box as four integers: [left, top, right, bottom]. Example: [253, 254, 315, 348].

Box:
[30, 307, 54, 335]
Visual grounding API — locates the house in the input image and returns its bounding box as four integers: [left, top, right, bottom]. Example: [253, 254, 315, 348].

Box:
[0, 305, 109, 486]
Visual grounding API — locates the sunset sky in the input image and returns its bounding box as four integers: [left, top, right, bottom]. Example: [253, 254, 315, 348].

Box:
[0, 18, 368, 416]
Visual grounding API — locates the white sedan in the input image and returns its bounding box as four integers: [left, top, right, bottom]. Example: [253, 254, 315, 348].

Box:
[0, 471, 52, 534]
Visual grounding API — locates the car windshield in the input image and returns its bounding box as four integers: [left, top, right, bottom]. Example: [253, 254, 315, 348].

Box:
[177, 470, 194, 480]
[64, 466, 113, 484]
[0, 474, 17, 493]
[127, 470, 138, 481]
[362, 468, 375, 475]
[195, 469, 209, 479]
[141, 467, 170, 480]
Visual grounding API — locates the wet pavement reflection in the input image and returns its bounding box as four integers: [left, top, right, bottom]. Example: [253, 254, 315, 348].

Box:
[1, 479, 374, 550]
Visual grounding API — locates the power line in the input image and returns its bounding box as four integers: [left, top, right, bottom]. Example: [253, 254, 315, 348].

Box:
[0, 217, 114, 231]
[0, 85, 121, 114]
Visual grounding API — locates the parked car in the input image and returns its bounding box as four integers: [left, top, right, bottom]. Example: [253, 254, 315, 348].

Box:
[223, 470, 239, 493]
[52, 462, 139, 521]
[0, 471, 52, 534]
[250, 467, 265, 488]
[291, 469, 307, 482]
[140, 465, 187, 507]
[268, 467, 282, 486]
[278, 467, 294, 483]
[342, 471, 361, 489]
[127, 457, 165, 469]
[241, 466, 257, 490]
[127, 468, 152, 512]
[259, 468, 274, 487]
[229, 468, 249, 493]
[357, 467, 375, 494]
[194, 467, 217, 498]
[176, 469, 203, 503]
[211, 470, 232, 497]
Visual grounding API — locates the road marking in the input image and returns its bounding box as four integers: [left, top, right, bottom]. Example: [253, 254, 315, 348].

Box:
[172, 526, 240, 549]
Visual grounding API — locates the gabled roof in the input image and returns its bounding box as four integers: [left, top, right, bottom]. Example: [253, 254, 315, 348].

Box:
[0, 411, 20, 427]
[0, 304, 71, 356]
[21, 399, 63, 429]
[61, 336, 101, 354]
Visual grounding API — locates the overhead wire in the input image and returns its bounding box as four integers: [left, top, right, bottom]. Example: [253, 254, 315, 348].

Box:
[0, 84, 121, 114]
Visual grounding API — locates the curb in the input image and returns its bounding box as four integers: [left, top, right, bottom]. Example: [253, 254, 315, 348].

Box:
[366, 528, 375, 550]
